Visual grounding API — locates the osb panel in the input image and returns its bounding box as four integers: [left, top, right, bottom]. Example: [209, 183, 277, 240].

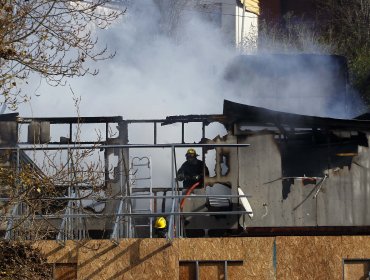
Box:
[32, 236, 370, 279]
[228, 262, 245, 280]
[177, 238, 245, 260]
[199, 262, 224, 280]
[242, 237, 275, 280]
[77, 239, 177, 280]
[54, 263, 77, 280]
[178, 238, 274, 280]
[179, 261, 245, 280]
[276, 236, 342, 280]
[179, 262, 195, 280]
[33, 240, 77, 263]
[342, 236, 370, 259]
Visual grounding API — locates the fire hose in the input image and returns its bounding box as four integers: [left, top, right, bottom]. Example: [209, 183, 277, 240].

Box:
[180, 181, 200, 210]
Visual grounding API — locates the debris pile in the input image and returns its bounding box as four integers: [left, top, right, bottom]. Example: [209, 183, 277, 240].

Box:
[0, 241, 52, 280]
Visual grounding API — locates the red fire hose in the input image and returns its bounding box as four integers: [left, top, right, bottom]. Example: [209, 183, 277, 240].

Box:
[180, 181, 200, 209]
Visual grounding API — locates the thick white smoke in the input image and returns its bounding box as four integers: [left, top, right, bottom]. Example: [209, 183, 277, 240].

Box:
[15, 0, 366, 189]
[18, 0, 365, 119]
[19, 1, 236, 118]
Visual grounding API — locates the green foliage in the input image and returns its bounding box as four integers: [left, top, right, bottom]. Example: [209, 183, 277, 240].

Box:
[350, 48, 370, 103]
[257, 0, 370, 104]
[257, 12, 331, 53]
[317, 0, 370, 103]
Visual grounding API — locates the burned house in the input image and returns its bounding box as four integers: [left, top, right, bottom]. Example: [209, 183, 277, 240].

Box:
[0, 54, 369, 240]
[1, 52, 370, 279]
[1, 98, 370, 239]
[222, 100, 370, 232]
[0, 99, 370, 279]
[157, 99, 370, 237]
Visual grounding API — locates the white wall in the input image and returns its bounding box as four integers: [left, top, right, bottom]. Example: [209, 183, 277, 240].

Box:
[195, 0, 258, 50]
[235, 5, 258, 52]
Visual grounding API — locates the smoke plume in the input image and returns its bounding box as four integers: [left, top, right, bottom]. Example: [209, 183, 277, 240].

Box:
[19, 0, 365, 119]
[16, 0, 366, 188]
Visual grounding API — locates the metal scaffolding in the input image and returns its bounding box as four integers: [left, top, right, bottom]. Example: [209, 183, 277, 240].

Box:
[0, 115, 251, 242]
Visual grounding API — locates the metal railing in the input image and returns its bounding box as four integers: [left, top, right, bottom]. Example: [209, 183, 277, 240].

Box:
[0, 143, 250, 242]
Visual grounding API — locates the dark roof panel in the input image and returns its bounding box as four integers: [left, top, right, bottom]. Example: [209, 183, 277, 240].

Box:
[0, 113, 19, 121]
[223, 99, 370, 130]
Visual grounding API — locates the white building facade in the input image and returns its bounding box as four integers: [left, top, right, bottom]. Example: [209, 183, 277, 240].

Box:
[194, 0, 259, 51]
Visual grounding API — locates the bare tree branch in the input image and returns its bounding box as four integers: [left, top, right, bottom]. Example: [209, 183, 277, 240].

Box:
[0, 0, 123, 109]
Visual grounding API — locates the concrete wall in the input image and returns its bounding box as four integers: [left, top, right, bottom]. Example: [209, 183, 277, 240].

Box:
[35, 236, 370, 279]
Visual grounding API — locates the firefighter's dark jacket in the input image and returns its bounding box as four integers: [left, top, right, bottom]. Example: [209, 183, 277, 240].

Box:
[177, 158, 209, 189]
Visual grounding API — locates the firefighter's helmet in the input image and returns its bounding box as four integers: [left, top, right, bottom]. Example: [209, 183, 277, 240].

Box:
[186, 148, 198, 157]
[154, 217, 167, 229]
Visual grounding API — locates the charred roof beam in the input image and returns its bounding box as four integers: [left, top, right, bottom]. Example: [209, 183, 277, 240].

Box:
[223, 100, 370, 131]
[162, 114, 227, 126]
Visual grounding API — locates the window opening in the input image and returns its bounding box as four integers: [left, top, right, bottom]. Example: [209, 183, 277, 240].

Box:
[179, 260, 243, 280]
[205, 149, 216, 177]
[221, 155, 229, 176]
[343, 259, 370, 280]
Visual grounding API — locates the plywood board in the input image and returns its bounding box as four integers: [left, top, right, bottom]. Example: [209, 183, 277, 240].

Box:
[342, 236, 370, 258]
[228, 262, 246, 280]
[242, 237, 275, 280]
[33, 240, 77, 263]
[54, 263, 77, 280]
[179, 262, 195, 280]
[276, 236, 342, 280]
[177, 238, 245, 260]
[77, 239, 177, 280]
[344, 260, 370, 280]
[179, 261, 244, 280]
[199, 262, 224, 280]
[33, 236, 370, 280]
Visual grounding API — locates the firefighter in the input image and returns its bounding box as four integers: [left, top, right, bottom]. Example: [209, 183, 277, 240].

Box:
[153, 217, 168, 238]
[177, 148, 208, 190]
